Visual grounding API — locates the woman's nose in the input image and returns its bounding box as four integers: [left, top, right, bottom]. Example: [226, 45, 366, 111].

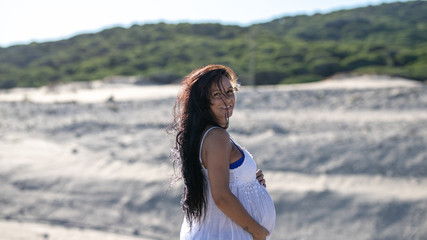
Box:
[222, 97, 232, 106]
[220, 96, 232, 104]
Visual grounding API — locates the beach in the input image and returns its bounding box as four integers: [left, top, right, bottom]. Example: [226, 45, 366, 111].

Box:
[0, 75, 426, 240]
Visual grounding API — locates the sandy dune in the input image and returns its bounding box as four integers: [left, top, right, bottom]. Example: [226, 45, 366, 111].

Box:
[0, 220, 151, 240]
[0, 75, 426, 240]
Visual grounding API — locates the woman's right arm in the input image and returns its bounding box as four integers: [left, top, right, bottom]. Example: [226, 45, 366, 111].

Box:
[203, 129, 269, 240]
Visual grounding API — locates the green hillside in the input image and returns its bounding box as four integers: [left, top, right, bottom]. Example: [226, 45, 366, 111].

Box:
[0, 1, 426, 88]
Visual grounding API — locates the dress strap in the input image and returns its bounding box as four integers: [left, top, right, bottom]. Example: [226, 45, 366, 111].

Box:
[199, 126, 221, 162]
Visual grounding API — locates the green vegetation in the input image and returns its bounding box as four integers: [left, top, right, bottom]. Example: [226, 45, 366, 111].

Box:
[0, 1, 426, 88]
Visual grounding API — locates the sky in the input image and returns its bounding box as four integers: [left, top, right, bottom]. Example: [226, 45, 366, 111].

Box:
[0, 0, 402, 47]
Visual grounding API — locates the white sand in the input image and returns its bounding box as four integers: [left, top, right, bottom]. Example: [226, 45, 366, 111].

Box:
[0, 81, 180, 103]
[0, 74, 422, 103]
[0, 220, 151, 240]
[267, 171, 427, 201]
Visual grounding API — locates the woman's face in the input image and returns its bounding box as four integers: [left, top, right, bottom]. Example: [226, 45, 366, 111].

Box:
[209, 76, 236, 127]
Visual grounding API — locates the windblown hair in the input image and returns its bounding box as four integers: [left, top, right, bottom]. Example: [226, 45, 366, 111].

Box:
[169, 64, 238, 226]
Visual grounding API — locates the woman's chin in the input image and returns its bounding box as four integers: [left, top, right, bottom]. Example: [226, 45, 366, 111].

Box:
[225, 108, 233, 116]
[223, 110, 233, 119]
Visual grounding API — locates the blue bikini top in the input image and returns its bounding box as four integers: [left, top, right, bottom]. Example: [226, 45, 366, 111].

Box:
[229, 138, 245, 169]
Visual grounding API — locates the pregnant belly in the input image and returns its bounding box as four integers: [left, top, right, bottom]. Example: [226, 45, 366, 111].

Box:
[233, 182, 276, 233]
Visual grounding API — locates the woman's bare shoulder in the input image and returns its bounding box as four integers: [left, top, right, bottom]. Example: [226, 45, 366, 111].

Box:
[203, 127, 230, 148]
[202, 127, 232, 169]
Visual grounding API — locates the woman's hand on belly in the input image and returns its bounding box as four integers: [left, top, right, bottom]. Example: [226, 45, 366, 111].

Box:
[256, 169, 266, 188]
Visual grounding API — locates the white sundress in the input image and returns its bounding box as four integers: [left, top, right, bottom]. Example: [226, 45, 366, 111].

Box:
[180, 127, 276, 240]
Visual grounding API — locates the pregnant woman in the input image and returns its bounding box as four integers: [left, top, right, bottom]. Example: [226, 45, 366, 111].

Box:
[169, 64, 276, 240]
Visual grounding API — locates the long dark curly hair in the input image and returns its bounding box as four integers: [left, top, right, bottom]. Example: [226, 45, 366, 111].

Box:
[169, 64, 238, 226]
